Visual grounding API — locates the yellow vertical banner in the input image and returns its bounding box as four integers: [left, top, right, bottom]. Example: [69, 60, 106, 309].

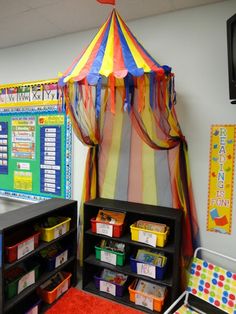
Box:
[207, 125, 236, 234]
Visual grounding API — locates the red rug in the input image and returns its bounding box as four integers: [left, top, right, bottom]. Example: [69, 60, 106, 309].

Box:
[45, 288, 143, 314]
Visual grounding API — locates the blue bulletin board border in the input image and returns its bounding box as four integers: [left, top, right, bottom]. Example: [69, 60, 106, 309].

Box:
[0, 108, 72, 202]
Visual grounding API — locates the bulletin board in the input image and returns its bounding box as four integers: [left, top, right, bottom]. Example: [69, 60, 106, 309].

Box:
[0, 79, 72, 202]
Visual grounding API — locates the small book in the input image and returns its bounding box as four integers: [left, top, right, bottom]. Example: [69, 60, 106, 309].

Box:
[136, 249, 167, 267]
[135, 220, 167, 233]
[101, 269, 127, 286]
[100, 239, 125, 253]
[135, 279, 166, 298]
[96, 209, 126, 225]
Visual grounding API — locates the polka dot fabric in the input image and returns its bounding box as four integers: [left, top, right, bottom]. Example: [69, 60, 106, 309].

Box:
[174, 304, 198, 314]
[186, 257, 236, 314]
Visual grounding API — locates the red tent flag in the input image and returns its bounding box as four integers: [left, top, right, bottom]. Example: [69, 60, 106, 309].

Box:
[97, 0, 115, 4]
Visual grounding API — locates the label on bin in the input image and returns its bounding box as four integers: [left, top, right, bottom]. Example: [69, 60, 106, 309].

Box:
[135, 293, 153, 311]
[17, 237, 34, 260]
[96, 223, 113, 237]
[55, 250, 68, 268]
[56, 279, 69, 299]
[27, 306, 38, 314]
[54, 223, 67, 239]
[137, 263, 156, 279]
[18, 270, 35, 294]
[138, 230, 157, 247]
[101, 250, 117, 265]
[100, 280, 116, 296]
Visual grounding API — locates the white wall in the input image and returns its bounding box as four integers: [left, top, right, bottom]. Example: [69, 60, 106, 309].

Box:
[0, 0, 236, 265]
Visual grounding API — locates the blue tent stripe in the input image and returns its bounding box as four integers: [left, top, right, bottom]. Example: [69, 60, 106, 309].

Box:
[115, 15, 143, 77]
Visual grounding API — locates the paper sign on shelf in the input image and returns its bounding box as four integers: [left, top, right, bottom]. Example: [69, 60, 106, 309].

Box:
[138, 230, 157, 247]
[17, 237, 34, 259]
[26, 306, 38, 314]
[100, 280, 116, 296]
[56, 279, 69, 299]
[135, 293, 153, 311]
[96, 223, 113, 237]
[18, 270, 35, 294]
[54, 223, 67, 239]
[55, 250, 68, 268]
[137, 262, 156, 279]
[101, 250, 117, 265]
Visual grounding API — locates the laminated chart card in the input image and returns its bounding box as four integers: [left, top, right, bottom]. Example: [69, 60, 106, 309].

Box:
[0, 122, 8, 174]
[0, 79, 72, 202]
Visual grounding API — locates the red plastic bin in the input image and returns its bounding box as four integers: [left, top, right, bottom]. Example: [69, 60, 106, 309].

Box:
[90, 218, 124, 238]
[5, 230, 41, 263]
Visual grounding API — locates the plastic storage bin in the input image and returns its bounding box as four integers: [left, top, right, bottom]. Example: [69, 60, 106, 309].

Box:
[95, 245, 125, 266]
[25, 298, 41, 314]
[128, 280, 167, 312]
[39, 217, 71, 242]
[94, 270, 127, 297]
[40, 244, 71, 271]
[130, 256, 167, 280]
[130, 223, 169, 247]
[91, 218, 124, 238]
[5, 230, 40, 263]
[37, 272, 72, 304]
[5, 261, 40, 300]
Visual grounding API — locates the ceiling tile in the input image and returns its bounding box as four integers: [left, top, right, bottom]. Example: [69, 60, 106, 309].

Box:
[0, 0, 31, 20]
[170, 0, 224, 10]
[0, 9, 62, 48]
[0, 0, 227, 49]
[22, 0, 63, 9]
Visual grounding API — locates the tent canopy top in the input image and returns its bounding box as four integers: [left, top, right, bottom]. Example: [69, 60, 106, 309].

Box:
[59, 9, 171, 86]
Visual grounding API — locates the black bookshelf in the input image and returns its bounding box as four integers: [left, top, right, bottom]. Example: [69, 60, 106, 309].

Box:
[0, 198, 78, 313]
[82, 197, 182, 314]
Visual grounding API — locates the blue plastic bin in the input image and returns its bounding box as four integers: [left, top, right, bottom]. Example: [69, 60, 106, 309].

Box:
[130, 256, 167, 280]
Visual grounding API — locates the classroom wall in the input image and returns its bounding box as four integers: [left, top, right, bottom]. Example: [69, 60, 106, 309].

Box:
[0, 0, 236, 265]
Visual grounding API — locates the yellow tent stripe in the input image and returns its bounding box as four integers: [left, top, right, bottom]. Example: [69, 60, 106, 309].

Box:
[116, 14, 151, 72]
[142, 89, 157, 205]
[101, 95, 123, 198]
[100, 14, 114, 77]
[64, 18, 110, 83]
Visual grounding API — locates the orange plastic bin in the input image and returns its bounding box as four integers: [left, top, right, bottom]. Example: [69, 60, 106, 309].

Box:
[128, 280, 167, 312]
[37, 272, 72, 304]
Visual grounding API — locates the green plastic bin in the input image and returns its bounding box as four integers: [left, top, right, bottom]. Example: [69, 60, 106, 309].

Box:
[95, 246, 125, 266]
[5, 263, 40, 300]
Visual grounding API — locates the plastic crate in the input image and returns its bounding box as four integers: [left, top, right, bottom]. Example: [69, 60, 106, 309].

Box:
[130, 223, 169, 247]
[25, 298, 41, 314]
[94, 270, 127, 297]
[41, 245, 71, 272]
[39, 217, 71, 242]
[95, 245, 125, 266]
[130, 256, 167, 280]
[37, 272, 72, 304]
[5, 262, 40, 300]
[128, 280, 167, 312]
[5, 230, 40, 263]
[91, 218, 124, 238]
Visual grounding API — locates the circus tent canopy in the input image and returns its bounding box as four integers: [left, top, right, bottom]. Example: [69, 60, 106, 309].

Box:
[59, 9, 171, 86]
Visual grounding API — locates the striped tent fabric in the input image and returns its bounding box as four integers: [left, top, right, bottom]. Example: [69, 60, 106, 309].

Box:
[59, 9, 199, 273]
[60, 9, 168, 84]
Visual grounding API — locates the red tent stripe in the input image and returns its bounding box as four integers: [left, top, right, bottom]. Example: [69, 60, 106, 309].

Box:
[113, 11, 127, 77]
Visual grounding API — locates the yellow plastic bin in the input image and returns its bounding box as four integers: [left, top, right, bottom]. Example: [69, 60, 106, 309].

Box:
[130, 223, 169, 247]
[40, 217, 71, 242]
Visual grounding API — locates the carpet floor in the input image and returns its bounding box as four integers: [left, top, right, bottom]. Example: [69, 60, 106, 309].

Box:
[45, 287, 144, 314]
